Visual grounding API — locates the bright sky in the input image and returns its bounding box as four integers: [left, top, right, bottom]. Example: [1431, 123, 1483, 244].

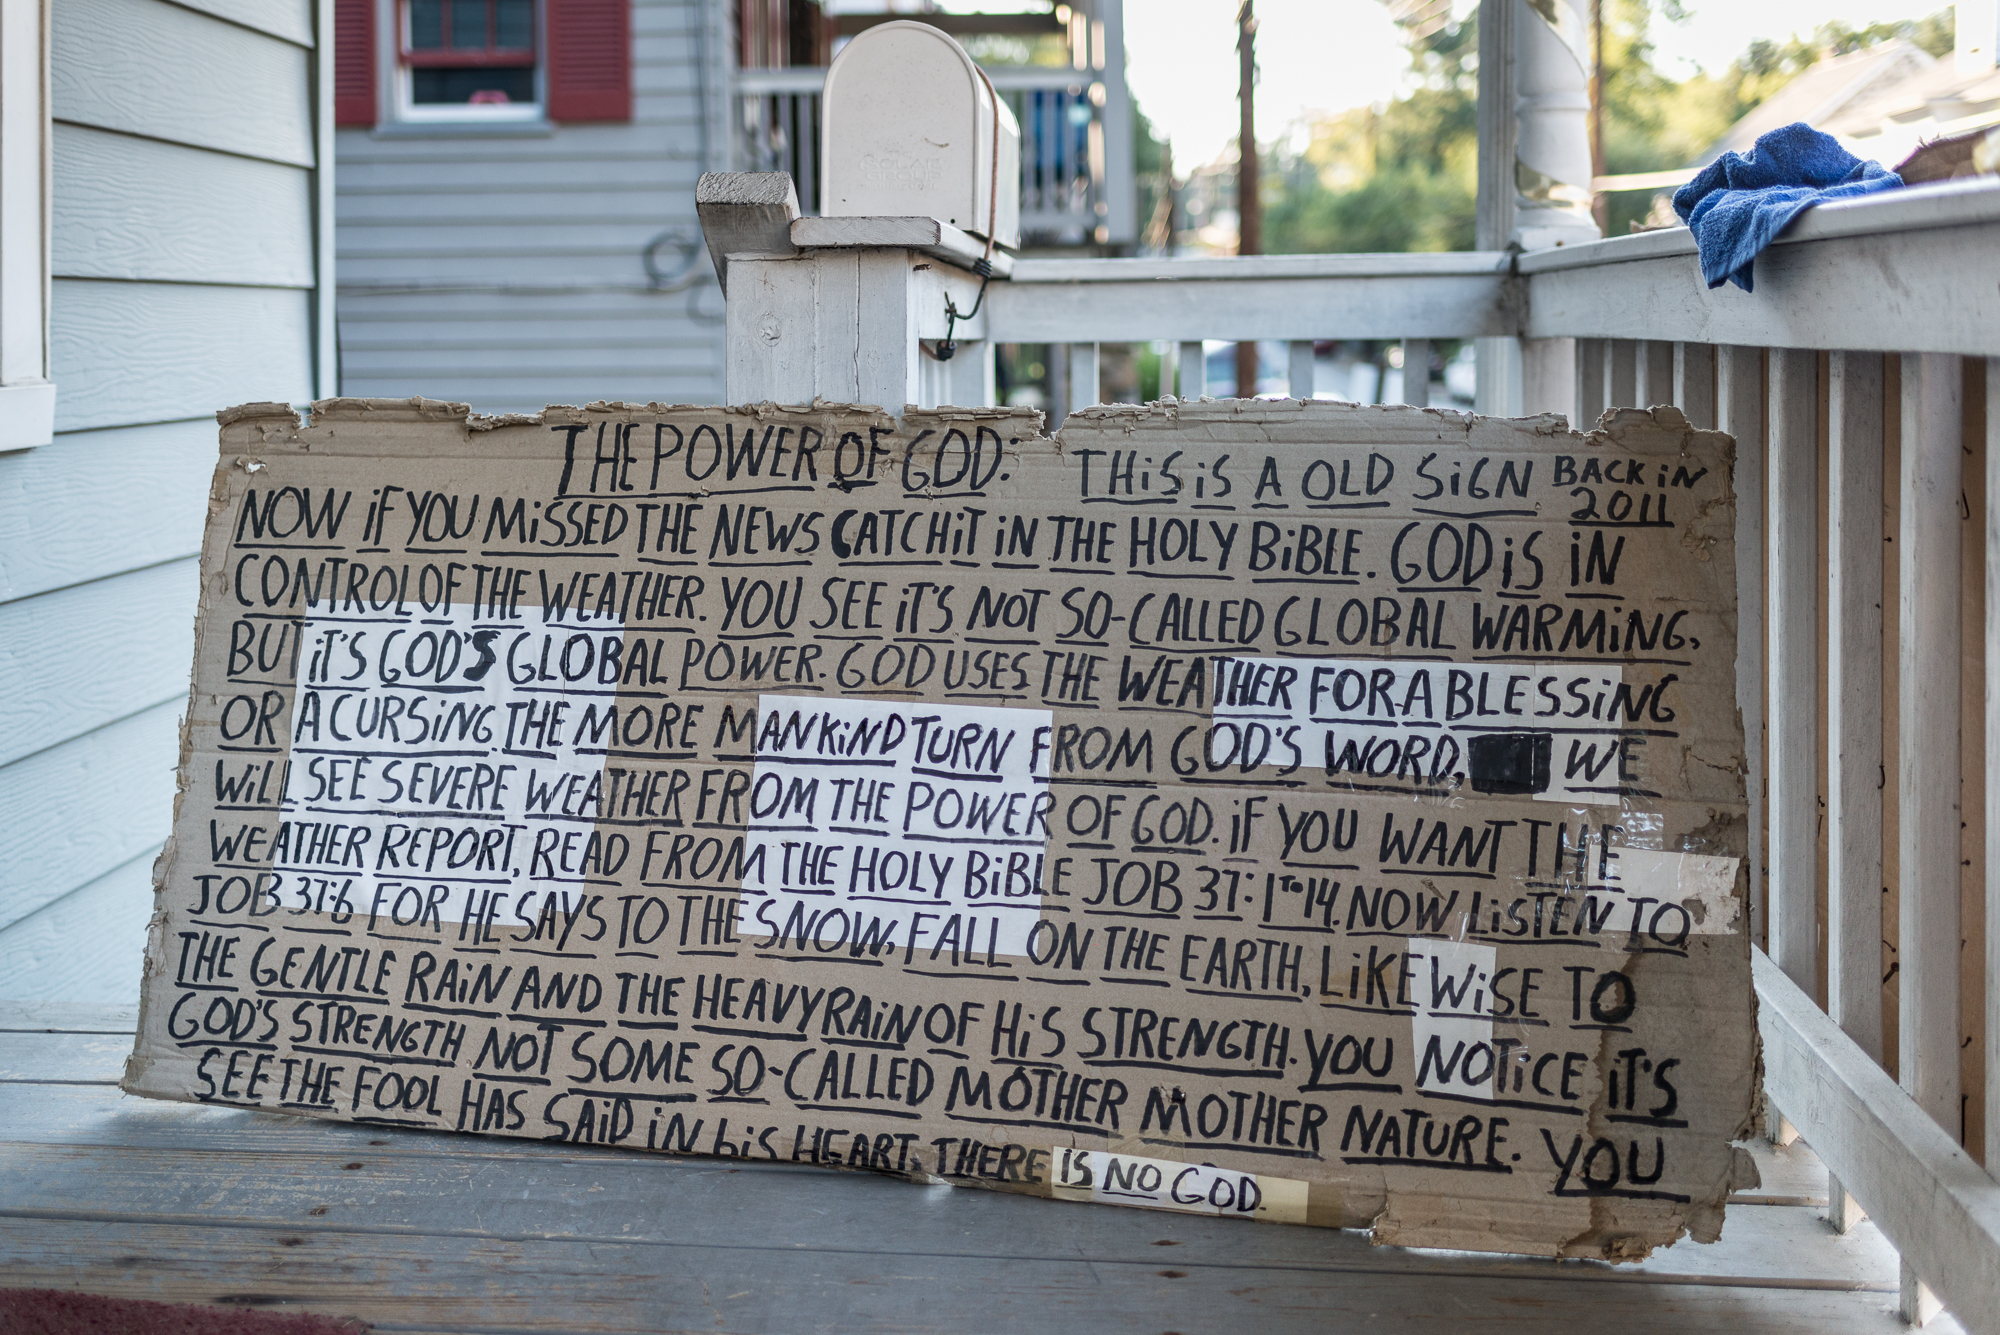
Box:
[1122, 0, 1947, 165]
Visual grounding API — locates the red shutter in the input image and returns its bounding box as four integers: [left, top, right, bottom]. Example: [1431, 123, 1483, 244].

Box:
[334, 0, 376, 127]
[547, 0, 632, 123]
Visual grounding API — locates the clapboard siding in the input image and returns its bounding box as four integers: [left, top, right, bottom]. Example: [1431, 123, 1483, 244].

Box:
[0, 850, 158, 1004]
[4, 0, 324, 1000]
[0, 420, 215, 605]
[0, 560, 200, 770]
[51, 281, 312, 432]
[52, 0, 314, 168]
[53, 126, 315, 288]
[333, 0, 723, 413]
[166, 0, 315, 45]
[337, 189, 690, 223]
[0, 701, 182, 937]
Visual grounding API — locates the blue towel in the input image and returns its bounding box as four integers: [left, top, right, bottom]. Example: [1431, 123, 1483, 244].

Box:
[1672, 122, 1902, 292]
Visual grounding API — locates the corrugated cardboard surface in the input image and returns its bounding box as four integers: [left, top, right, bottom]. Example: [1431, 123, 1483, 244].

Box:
[128, 397, 1753, 1258]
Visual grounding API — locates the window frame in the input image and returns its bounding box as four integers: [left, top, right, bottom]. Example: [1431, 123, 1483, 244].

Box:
[378, 0, 547, 127]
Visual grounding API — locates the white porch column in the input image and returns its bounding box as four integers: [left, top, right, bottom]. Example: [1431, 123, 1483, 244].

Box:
[1474, 0, 1597, 416]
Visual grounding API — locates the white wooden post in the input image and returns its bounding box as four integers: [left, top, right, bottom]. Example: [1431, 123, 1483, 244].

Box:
[1474, 0, 1592, 415]
[1827, 351, 1885, 1066]
[1898, 351, 1963, 1143]
[1400, 339, 1429, 407]
[1178, 340, 1204, 398]
[1288, 340, 1315, 400]
[1719, 346, 1768, 947]
[1673, 342, 1718, 429]
[1767, 347, 1819, 1000]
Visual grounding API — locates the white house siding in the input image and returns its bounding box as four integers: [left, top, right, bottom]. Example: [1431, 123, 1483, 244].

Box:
[0, 0, 327, 1000]
[335, 0, 730, 413]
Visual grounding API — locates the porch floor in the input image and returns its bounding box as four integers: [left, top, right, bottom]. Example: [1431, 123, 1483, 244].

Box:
[0, 1002, 1964, 1334]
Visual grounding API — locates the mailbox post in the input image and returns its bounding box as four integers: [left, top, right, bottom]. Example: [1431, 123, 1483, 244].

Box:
[700, 23, 1020, 411]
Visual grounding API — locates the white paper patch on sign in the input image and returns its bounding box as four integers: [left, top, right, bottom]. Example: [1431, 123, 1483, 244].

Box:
[741, 694, 1053, 955]
[1406, 937, 1499, 1101]
[1210, 656, 1659, 804]
[1613, 847, 1743, 935]
[275, 605, 613, 930]
[1048, 1147, 1309, 1223]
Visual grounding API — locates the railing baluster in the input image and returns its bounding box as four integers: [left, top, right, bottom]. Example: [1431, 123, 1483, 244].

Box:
[1767, 347, 1820, 999]
[1575, 339, 1605, 429]
[1178, 341, 1204, 399]
[1070, 343, 1100, 412]
[1828, 351, 1886, 1064]
[1288, 341, 1315, 401]
[1719, 346, 1768, 947]
[1636, 340, 1673, 407]
[1605, 339, 1638, 409]
[1673, 343, 1718, 429]
[1899, 352, 1964, 1141]
[1401, 339, 1430, 407]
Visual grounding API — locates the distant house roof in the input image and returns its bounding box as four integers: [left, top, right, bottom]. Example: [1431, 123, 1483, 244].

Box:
[1697, 39, 2000, 174]
[1699, 42, 1936, 162]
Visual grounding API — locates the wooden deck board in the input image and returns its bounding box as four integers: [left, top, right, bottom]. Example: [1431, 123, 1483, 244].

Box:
[0, 1006, 1962, 1334]
[0, 1218, 1925, 1334]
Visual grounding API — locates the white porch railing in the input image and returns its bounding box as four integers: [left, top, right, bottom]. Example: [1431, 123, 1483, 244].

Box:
[700, 169, 2000, 1330]
[732, 65, 1130, 246]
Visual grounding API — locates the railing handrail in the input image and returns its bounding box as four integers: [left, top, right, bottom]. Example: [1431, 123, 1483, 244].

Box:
[1010, 252, 1513, 282]
[732, 65, 1099, 96]
[1520, 177, 2000, 274]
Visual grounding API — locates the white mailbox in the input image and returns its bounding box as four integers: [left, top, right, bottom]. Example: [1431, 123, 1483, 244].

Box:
[820, 21, 1021, 249]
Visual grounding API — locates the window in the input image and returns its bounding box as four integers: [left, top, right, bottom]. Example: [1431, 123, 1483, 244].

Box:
[335, 0, 632, 129]
[401, 0, 542, 118]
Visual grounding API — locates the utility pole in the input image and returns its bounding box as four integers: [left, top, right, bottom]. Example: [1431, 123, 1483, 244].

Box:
[1235, 0, 1260, 398]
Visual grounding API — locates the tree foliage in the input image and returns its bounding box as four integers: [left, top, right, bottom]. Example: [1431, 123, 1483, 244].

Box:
[1255, 4, 1953, 252]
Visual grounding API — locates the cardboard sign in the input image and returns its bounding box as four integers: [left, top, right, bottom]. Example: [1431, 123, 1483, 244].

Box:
[127, 397, 1754, 1257]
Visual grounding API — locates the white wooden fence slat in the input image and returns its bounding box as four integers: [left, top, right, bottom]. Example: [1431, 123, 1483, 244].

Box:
[1768, 346, 1820, 1000]
[1897, 351, 1964, 1137]
[1755, 948, 2000, 1333]
[1177, 341, 1204, 399]
[1400, 339, 1429, 407]
[1288, 340, 1315, 400]
[1720, 346, 1769, 946]
[1069, 343, 1099, 413]
[1826, 351, 1886, 1062]
[1673, 342, 1718, 429]
[1605, 339, 1637, 409]
[1636, 339, 1673, 407]
[1574, 338, 1605, 428]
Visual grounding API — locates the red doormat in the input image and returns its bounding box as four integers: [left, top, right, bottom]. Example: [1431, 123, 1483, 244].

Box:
[0, 1290, 369, 1335]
